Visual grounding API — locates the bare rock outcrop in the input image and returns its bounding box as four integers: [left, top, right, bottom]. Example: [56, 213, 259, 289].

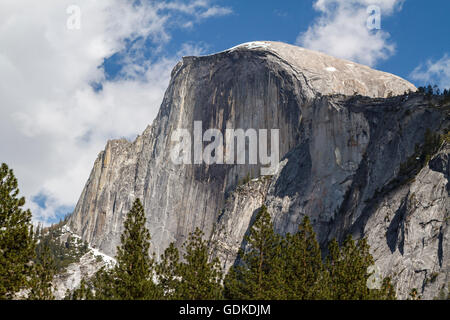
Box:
[67, 41, 448, 298]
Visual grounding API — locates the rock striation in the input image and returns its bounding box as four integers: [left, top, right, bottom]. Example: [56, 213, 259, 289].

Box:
[68, 41, 448, 299]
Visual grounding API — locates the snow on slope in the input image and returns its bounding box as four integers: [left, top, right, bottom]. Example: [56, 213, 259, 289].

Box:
[52, 225, 116, 299]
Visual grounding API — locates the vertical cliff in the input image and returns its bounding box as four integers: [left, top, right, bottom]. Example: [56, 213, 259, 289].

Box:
[67, 41, 448, 298]
[211, 93, 449, 299]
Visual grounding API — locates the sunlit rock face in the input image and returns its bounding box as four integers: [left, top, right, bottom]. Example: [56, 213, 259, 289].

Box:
[68, 41, 448, 299]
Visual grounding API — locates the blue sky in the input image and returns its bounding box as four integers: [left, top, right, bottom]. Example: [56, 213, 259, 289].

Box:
[376, 0, 450, 84]
[105, 0, 450, 88]
[1, 0, 448, 225]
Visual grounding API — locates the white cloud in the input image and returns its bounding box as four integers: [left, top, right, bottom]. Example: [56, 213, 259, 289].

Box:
[157, 0, 232, 19]
[0, 0, 230, 224]
[158, 0, 210, 14]
[200, 6, 233, 18]
[410, 54, 450, 89]
[297, 0, 404, 67]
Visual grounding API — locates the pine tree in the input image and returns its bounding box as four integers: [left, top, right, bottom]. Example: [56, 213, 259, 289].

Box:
[91, 267, 115, 299]
[176, 228, 223, 300]
[112, 198, 159, 299]
[66, 278, 94, 300]
[69, 266, 115, 300]
[67, 198, 158, 300]
[282, 216, 329, 299]
[224, 205, 283, 299]
[35, 223, 42, 239]
[426, 84, 434, 98]
[325, 235, 396, 300]
[409, 288, 421, 300]
[28, 244, 55, 300]
[374, 277, 396, 300]
[155, 242, 181, 299]
[0, 163, 36, 299]
[325, 236, 372, 299]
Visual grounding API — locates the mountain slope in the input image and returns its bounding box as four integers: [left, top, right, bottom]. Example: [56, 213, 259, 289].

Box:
[67, 41, 448, 299]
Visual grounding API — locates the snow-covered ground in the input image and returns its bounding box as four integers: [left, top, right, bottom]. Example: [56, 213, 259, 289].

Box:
[52, 225, 116, 299]
[61, 225, 116, 265]
[190, 41, 273, 59]
[228, 41, 272, 51]
[89, 246, 116, 266]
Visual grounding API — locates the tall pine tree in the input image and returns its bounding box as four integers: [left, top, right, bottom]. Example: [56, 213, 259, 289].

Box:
[0, 163, 36, 299]
[176, 228, 223, 300]
[70, 199, 159, 300]
[112, 198, 159, 299]
[155, 242, 181, 299]
[326, 236, 372, 299]
[325, 235, 396, 300]
[281, 216, 329, 299]
[224, 205, 284, 299]
[28, 243, 55, 300]
[156, 229, 223, 300]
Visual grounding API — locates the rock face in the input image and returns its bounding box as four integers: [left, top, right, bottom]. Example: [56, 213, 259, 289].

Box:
[68, 41, 448, 299]
[212, 94, 449, 299]
[52, 250, 113, 299]
[364, 143, 449, 299]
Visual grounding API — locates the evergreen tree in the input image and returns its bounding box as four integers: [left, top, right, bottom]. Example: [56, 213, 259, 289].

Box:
[325, 236, 396, 300]
[409, 288, 421, 300]
[91, 267, 115, 299]
[426, 84, 434, 98]
[28, 244, 55, 300]
[281, 216, 329, 299]
[156, 230, 223, 300]
[34, 222, 89, 275]
[68, 267, 114, 300]
[68, 199, 158, 300]
[35, 223, 42, 239]
[112, 198, 159, 299]
[0, 163, 36, 299]
[68, 278, 94, 300]
[176, 228, 223, 300]
[155, 242, 181, 299]
[224, 205, 283, 299]
[325, 236, 373, 299]
[375, 277, 396, 300]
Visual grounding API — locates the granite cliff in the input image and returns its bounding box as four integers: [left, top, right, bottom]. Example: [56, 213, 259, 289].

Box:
[67, 41, 448, 299]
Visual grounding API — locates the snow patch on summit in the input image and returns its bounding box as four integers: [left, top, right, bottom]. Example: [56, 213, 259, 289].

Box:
[228, 41, 272, 52]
